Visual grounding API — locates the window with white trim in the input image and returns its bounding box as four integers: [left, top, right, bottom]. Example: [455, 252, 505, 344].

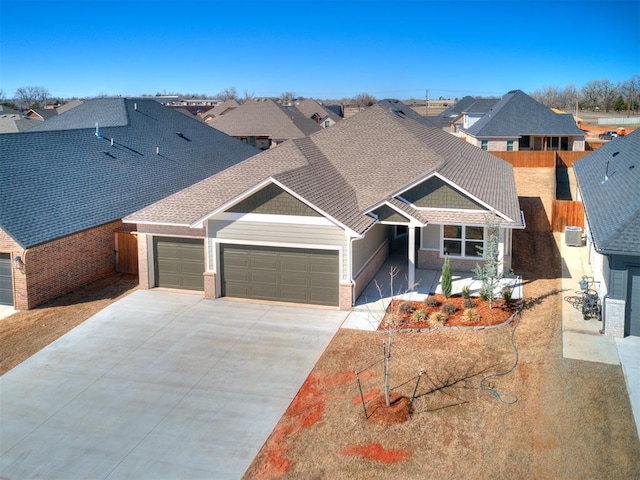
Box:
[442, 225, 484, 258]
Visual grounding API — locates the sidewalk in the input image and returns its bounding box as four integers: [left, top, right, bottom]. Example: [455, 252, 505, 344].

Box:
[560, 235, 640, 439]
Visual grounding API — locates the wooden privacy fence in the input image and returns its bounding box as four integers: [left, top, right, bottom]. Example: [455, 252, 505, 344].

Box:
[490, 150, 591, 168]
[490, 151, 555, 167]
[551, 200, 584, 232]
[115, 231, 139, 274]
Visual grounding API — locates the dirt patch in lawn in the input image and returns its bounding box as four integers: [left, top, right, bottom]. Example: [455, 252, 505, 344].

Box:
[0, 273, 138, 375]
[243, 169, 640, 480]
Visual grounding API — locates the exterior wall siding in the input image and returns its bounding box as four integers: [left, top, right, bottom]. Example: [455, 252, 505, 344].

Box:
[228, 184, 321, 217]
[208, 219, 349, 281]
[351, 224, 388, 275]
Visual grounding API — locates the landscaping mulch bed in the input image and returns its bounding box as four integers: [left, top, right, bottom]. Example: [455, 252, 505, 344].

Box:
[379, 295, 517, 331]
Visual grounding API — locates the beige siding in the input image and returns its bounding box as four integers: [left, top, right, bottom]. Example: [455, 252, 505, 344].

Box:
[208, 219, 349, 280]
[422, 224, 440, 250]
[352, 224, 388, 276]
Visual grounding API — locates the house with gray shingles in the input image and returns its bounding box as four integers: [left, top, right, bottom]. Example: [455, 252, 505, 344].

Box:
[437, 96, 499, 133]
[574, 129, 640, 337]
[461, 90, 586, 152]
[292, 99, 342, 128]
[0, 98, 258, 310]
[125, 102, 524, 310]
[207, 98, 322, 150]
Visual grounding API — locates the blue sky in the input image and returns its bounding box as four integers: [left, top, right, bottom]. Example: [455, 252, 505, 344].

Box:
[1, 0, 638, 101]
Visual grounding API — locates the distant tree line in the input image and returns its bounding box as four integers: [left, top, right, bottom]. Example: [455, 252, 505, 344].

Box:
[4, 74, 638, 114]
[530, 75, 640, 113]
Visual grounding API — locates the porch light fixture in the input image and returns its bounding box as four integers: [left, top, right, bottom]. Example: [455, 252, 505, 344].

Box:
[13, 256, 22, 269]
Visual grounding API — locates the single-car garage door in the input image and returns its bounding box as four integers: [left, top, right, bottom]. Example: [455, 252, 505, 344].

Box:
[220, 244, 339, 306]
[0, 254, 13, 306]
[154, 237, 204, 291]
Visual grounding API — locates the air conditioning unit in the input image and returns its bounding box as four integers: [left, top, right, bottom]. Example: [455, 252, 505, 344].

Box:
[564, 226, 582, 247]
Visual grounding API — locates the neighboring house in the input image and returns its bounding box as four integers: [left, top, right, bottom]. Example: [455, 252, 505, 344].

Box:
[25, 108, 59, 121]
[125, 102, 524, 310]
[0, 112, 43, 133]
[208, 98, 322, 149]
[574, 130, 640, 337]
[201, 99, 240, 122]
[461, 90, 585, 152]
[436, 96, 492, 133]
[293, 99, 342, 128]
[0, 98, 258, 309]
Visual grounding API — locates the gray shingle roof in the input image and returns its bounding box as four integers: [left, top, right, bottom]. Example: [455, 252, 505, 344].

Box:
[208, 98, 322, 139]
[463, 90, 585, 137]
[0, 98, 259, 248]
[127, 104, 522, 234]
[574, 130, 640, 255]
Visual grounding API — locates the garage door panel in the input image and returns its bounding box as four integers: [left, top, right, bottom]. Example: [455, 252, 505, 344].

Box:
[154, 237, 204, 291]
[220, 244, 338, 306]
[249, 271, 279, 285]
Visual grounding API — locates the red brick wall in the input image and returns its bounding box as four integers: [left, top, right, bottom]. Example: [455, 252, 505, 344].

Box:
[0, 228, 26, 308]
[7, 220, 134, 310]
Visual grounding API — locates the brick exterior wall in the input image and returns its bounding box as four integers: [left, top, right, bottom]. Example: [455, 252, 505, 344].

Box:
[204, 271, 217, 299]
[2, 221, 135, 310]
[339, 282, 352, 310]
[604, 298, 626, 338]
[418, 249, 483, 273]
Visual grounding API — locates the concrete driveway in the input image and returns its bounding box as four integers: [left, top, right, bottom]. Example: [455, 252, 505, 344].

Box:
[0, 290, 349, 479]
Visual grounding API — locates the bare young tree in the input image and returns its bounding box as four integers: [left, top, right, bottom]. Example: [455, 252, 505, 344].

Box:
[14, 85, 50, 110]
[279, 91, 296, 105]
[216, 86, 238, 101]
[352, 92, 377, 108]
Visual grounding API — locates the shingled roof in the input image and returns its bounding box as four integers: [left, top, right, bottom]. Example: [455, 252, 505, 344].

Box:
[293, 99, 342, 124]
[574, 130, 640, 255]
[463, 89, 584, 138]
[208, 98, 322, 139]
[0, 98, 259, 248]
[127, 104, 522, 235]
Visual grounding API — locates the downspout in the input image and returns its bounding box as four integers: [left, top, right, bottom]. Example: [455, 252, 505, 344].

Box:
[599, 294, 608, 335]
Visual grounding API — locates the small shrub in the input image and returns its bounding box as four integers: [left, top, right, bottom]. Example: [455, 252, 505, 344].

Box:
[441, 254, 452, 299]
[427, 311, 447, 327]
[461, 308, 480, 323]
[441, 302, 457, 315]
[411, 309, 427, 323]
[423, 296, 440, 308]
[463, 297, 476, 309]
[479, 287, 491, 301]
[502, 286, 513, 304]
[399, 301, 414, 315]
[461, 285, 470, 299]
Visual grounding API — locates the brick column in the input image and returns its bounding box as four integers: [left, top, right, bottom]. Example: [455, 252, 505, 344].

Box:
[204, 272, 218, 299]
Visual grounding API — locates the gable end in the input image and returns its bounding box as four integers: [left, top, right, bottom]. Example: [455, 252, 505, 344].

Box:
[401, 177, 487, 210]
[227, 183, 321, 217]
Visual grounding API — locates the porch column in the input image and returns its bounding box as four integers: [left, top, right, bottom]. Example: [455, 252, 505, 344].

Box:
[408, 226, 416, 290]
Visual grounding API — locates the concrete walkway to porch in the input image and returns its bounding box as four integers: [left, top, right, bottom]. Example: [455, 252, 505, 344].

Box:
[342, 253, 523, 331]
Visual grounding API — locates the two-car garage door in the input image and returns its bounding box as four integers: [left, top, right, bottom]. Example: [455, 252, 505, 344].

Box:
[220, 244, 339, 307]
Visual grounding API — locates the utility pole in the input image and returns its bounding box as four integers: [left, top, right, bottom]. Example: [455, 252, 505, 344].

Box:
[425, 89, 429, 116]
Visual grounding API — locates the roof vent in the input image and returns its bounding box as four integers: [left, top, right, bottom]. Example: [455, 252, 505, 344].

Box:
[95, 122, 102, 138]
